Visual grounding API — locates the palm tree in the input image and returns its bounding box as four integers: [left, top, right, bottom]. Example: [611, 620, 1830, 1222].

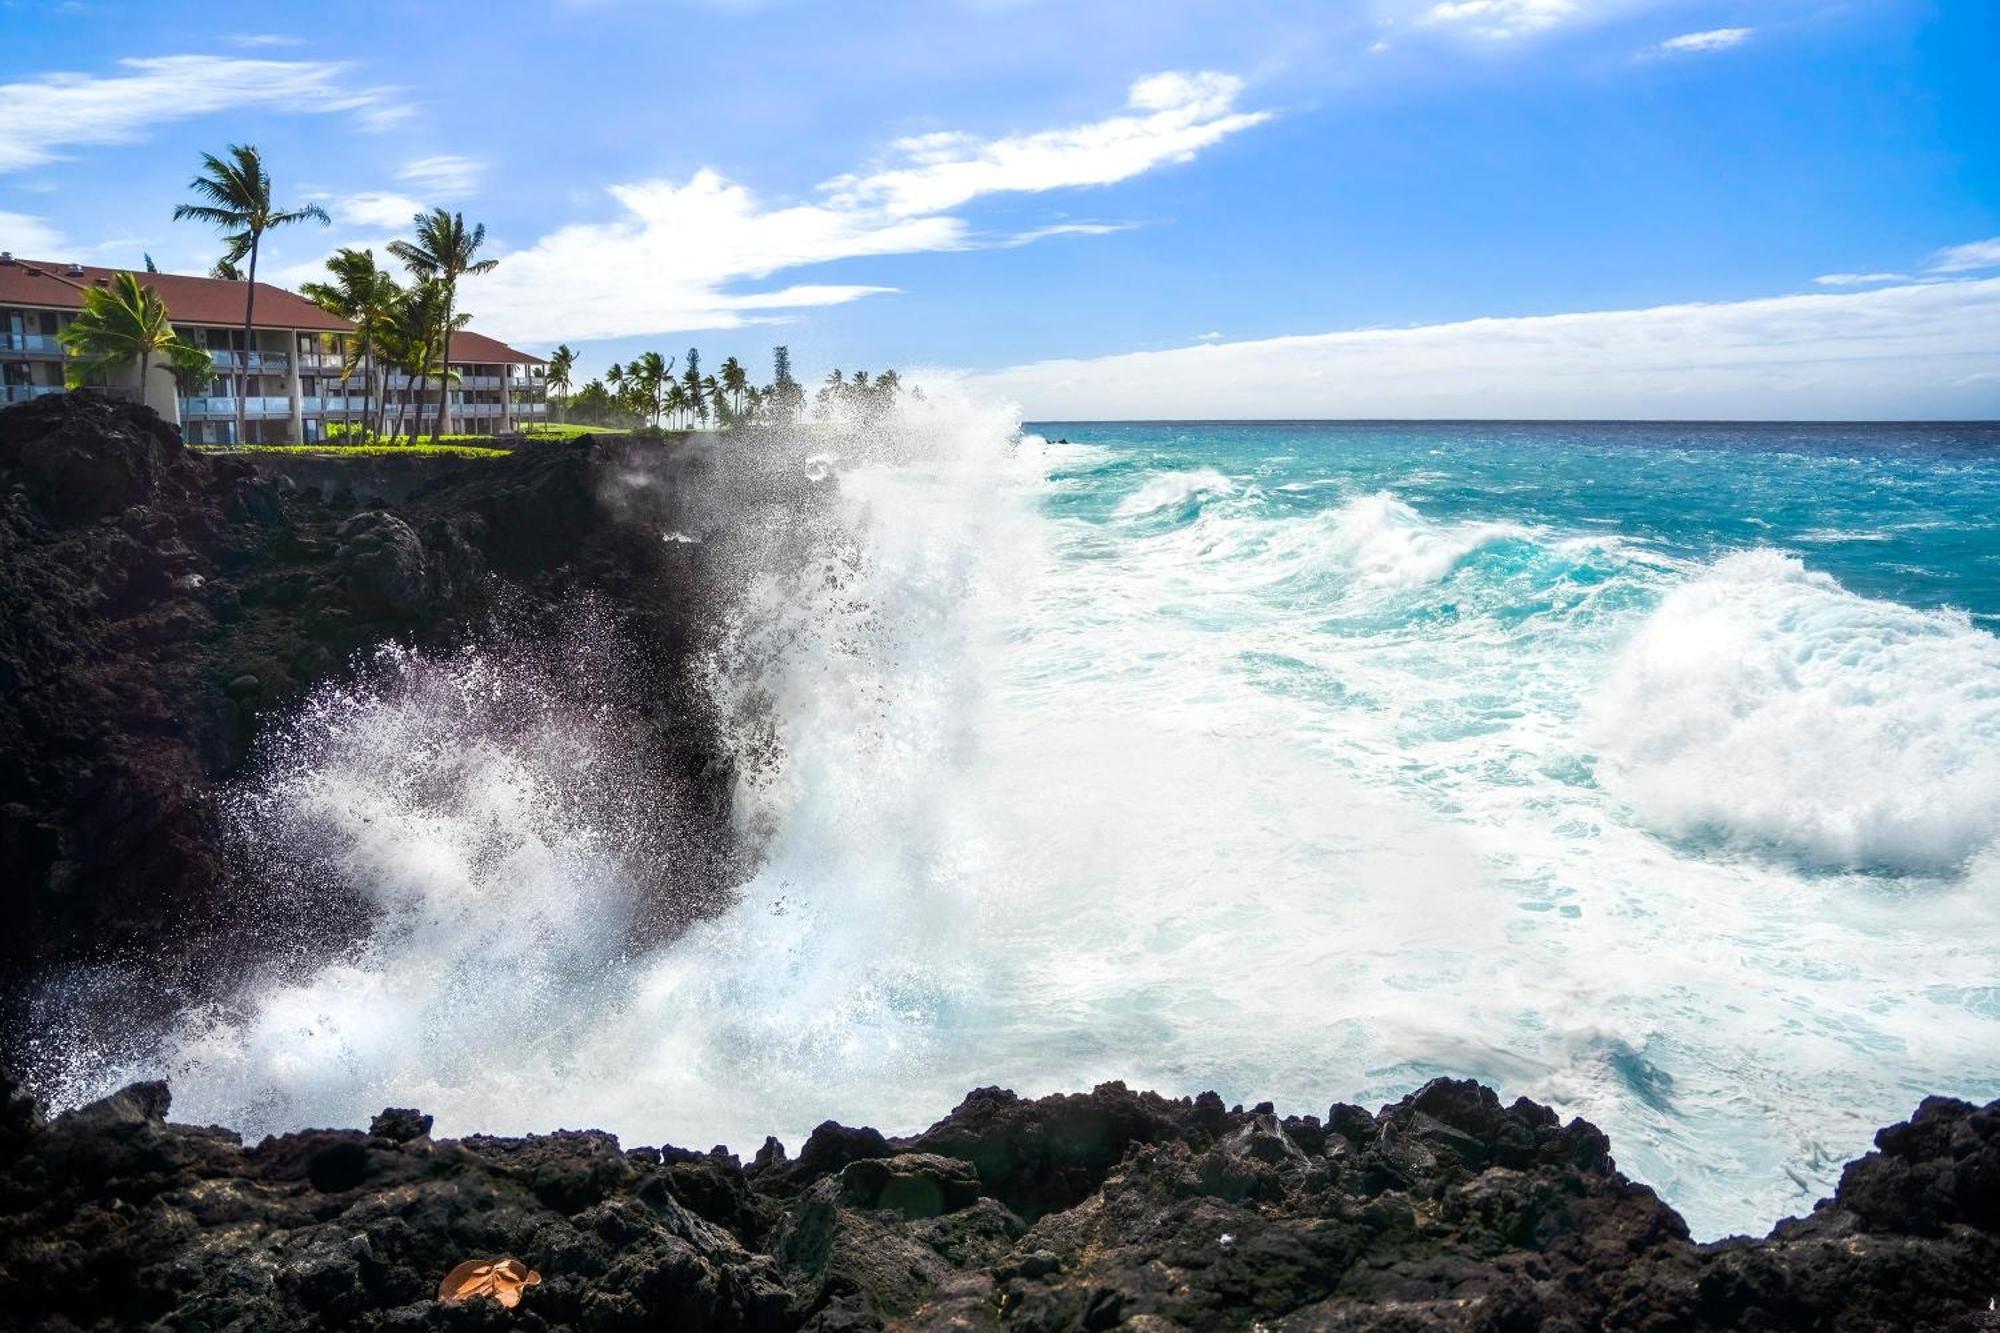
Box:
[210, 256, 245, 281]
[389, 209, 497, 440]
[58, 270, 214, 405]
[682, 348, 706, 426]
[173, 144, 329, 444]
[663, 378, 690, 429]
[547, 344, 576, 423]
[301, 248, 401, 439]
[629, 350, 674, 427]
[386, 280, 464, 440]
[719, 355, 747, 417]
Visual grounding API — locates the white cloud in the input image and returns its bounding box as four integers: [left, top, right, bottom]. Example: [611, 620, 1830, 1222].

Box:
[1813, 272, 1912, 286]
[0, 56, 408, 173]
[1649, 26, 1753, 55]
[1000, 221, 1139, 247]
[1421, 0, 1580, 40]
[0, 209, 68, 255]
[397, 154, 484, 197]
[973, 277, 2000, 420]
[329, 191, 428, 230]
[821, 71, 1269, 218]
[450, 70, 1267, 342]
[1929, 237, 2000, 273]
[227, 33, 303, 48]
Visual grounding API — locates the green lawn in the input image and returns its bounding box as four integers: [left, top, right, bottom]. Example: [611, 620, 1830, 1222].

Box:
[520, 423, 631, 439]
[200, 442, 514, 459]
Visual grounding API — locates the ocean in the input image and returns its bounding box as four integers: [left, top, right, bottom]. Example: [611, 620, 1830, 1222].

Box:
[65, 403, 2000, 1242]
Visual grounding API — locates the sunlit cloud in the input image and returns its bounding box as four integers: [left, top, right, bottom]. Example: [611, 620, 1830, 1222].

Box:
[821, 72, 1269, 218]
[974, 277, 2000, 419]
[1648, 27, 1753, 55]
[439, 70, 1269, 342]
[0, 56, 410, 173]
[0, 209, 68, 255]
[1421, 0, 1581, 40]
[1929, 237, 2000, 273]
[398, 154, 484, 197]
[1813, 272, 1912, 287]
[329, 191, 429, 230]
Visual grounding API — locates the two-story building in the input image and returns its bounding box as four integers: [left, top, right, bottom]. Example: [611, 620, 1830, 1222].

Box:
[0, 253, 545, 443]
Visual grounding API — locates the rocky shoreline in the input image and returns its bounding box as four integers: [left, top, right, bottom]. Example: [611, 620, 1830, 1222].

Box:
[2, 1074, 1997, 1331]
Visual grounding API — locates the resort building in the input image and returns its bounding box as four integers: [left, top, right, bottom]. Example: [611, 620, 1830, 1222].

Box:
[0, 253, 546, 443]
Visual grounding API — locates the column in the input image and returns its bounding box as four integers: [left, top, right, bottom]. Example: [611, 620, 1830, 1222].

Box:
[286, 331, 304, 444]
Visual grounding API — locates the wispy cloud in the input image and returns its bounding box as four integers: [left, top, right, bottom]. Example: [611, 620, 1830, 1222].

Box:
[1421, 0, 1580, 41]
[0, 56, 410, 173]
[442, 70, 1269, 342]
[397, 154, 484, 197]
[0, 209, 68, 256]
[1929, 236, 2000, 273]
[328, 190, 429, 230]
[1000, 221, 1140, 247]
[974, 277, 2000, 419]
[1813, 272, 1911, 287]
[1648, 26, 1753, 55]
[227, 33, 303, 48]
[821, 72, 1269, 218]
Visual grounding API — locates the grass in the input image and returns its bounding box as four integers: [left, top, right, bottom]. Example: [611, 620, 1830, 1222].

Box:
[190, 423, 632, 461]
[520, 422, 631, 439]
[201, 442, 513, 459]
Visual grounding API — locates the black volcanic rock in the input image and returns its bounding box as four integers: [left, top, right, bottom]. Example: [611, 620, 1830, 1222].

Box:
[0, 1075, 1995, 1331]
[0, 393, 742, 1064]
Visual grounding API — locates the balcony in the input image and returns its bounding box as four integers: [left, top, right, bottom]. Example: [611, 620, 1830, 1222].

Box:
[1, 384, 65, 403]
[0, 331, 62, 355]
[209, 350, 291, 371]
[182, 395, 296, 417]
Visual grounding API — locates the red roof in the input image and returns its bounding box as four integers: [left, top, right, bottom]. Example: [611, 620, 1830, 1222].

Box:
[0, 257, 354, 332]
[448, 329, 545, 366]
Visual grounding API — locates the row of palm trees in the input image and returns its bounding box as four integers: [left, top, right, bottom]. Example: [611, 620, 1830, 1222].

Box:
[553, 347, 918, 431]
[173, 143, 498, 443]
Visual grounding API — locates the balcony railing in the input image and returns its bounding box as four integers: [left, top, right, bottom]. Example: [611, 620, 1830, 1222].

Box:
[0, 384, 65, 403]
[1, 331, 62, 354]
[209, 350, 290, 371]
[182, 395, 295, 416]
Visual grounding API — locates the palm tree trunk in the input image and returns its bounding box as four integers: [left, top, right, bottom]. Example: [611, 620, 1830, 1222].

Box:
[432, 288, 453, 440]
[239, 236, 259, 446]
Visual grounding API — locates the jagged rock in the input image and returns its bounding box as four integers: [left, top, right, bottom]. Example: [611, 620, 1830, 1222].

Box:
[4, 1075, 1992, 1330]
[336, 510, 430, 619]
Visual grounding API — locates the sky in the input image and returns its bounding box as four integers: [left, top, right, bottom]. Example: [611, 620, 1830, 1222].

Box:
[1, 0, 1996, 418]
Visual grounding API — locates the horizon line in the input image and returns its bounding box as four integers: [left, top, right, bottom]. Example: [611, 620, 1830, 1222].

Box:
[1018, 417, 2000, 427]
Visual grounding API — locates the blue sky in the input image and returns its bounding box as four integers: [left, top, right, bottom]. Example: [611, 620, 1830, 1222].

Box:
[2, 0, 1996, 416]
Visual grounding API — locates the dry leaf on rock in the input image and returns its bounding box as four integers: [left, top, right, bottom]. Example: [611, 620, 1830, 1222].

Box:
[437, 1257, 542, 1308]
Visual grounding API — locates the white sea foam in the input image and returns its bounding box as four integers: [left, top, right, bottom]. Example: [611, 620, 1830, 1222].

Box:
[1113, 466, 1236, 518]
[1589, 549, 2000, 875]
